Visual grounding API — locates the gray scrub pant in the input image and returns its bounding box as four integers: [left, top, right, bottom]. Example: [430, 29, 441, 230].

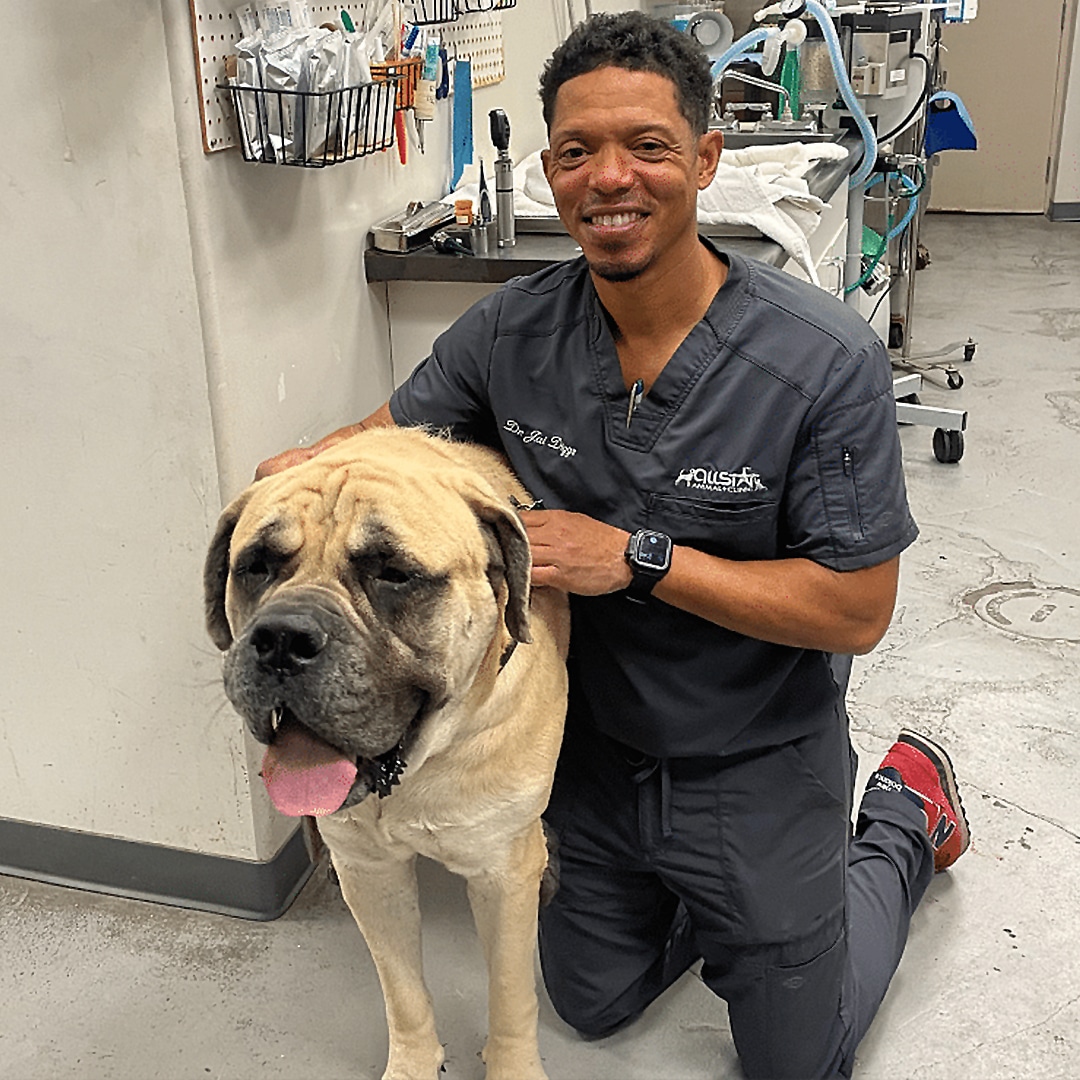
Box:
[538, 716, 935, 1079]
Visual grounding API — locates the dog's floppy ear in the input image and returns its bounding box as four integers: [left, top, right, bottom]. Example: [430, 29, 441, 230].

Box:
[472, 497, 533, 645]
[203, 490, 253, 652]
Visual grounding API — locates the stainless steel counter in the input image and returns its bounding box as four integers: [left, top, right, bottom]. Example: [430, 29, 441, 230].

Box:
[364, 136, 858, 285]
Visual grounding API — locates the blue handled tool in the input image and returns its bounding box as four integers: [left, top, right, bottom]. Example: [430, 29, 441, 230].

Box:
[451, 60, 473, 189]
[436, 47, 450, 100]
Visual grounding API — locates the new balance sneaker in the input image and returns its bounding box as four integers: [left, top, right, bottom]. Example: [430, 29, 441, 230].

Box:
[866, 729, 971, 872]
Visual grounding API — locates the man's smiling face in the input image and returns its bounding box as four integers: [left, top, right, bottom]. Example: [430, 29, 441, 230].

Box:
[542, 65, 722, 283]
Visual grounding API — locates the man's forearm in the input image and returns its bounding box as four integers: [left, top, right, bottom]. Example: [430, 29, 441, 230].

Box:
[522, 509, 898, 656]
[654, 546, 899, 655]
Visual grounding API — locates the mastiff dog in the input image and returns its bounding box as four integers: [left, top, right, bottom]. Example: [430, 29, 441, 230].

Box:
[204, 427, 569, 1080]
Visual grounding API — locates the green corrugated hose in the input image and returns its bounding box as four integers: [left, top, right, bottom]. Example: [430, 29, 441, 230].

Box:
[844, 226, 888, 295]
[780, 45, 801, 120]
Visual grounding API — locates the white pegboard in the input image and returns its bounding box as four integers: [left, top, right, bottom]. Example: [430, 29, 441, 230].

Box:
[189, 2, 505, 152]
[189, 2, 365, 153]
[442, 10, 505, 87]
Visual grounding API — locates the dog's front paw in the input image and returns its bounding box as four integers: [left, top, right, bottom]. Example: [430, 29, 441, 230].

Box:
[485, 1060, 548, 1080]
[382, 1041, 445, 1080]
[481, 1038, 548, 1080]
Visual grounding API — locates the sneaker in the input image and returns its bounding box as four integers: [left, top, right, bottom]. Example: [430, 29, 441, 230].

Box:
[866, 729, 971, 872]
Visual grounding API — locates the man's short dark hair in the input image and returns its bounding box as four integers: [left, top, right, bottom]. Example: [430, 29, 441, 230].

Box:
[540, 11, 714, 137]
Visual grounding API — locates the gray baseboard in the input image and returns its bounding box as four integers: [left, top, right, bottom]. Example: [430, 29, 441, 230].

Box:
[1047, 202, 1080, 222]
[0, 815, 315, 921]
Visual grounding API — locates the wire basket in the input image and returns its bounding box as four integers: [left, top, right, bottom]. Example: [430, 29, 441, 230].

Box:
[222, 80, 398, 167]
[408, 0, 515, 24]
[371, 57, 424, 109]
[455, 0, 516, 11]
[411, 0, 457, 24]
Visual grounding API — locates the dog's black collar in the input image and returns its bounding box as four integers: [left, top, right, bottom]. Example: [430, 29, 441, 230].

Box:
[358, 689, 433, 798]
[365, 745, 408, 798]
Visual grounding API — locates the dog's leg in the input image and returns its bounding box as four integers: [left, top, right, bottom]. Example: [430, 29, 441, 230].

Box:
[465, 819, 549, 1080]
[331, 849, 445, 1080]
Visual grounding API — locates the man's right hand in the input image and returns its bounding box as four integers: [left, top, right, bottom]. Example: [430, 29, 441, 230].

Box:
[253, 403, 397, 481]
[254, 444, 324, 480]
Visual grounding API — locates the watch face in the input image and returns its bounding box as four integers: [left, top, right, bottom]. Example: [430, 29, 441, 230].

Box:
[635, 531, 672, 570]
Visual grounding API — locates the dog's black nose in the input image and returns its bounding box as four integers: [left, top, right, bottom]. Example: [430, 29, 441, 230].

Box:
[250, 613, 328, 675]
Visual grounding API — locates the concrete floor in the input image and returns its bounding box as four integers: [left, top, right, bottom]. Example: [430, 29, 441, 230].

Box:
[3, 213, 1079, 1080]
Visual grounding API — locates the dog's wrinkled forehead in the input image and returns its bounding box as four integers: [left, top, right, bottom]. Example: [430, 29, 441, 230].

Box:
[233, 510, 304, 562]
[231, 461, 487, 576]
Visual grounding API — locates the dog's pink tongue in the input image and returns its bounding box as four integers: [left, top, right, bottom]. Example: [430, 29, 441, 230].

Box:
[261, 719, 357, 818]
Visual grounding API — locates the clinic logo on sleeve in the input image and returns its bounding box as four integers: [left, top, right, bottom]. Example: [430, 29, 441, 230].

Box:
[675, 465, 767, 493]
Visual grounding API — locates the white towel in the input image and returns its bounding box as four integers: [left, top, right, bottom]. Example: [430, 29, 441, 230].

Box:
[699, 142, 850, 284]
[445, 154, 555, 221]
[445, 142, 851, 284]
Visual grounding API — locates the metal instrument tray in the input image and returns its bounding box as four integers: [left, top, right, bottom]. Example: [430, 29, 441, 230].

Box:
[372, 202, 457, 253]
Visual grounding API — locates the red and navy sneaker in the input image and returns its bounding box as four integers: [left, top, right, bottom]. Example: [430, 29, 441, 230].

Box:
[866, 729, 971, 872]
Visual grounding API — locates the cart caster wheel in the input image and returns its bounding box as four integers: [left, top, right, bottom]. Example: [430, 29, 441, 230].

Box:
[946, 368, 964, 390]
[963, 338, 977, 362]
[888, 321, 905, 350]
[933, 428, 964, 463]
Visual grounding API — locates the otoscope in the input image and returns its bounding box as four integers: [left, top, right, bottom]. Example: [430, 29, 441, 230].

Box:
[489, 109, 515, 248]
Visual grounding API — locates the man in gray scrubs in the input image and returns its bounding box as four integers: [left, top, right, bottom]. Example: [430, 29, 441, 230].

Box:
[258, 12, 970, 1078]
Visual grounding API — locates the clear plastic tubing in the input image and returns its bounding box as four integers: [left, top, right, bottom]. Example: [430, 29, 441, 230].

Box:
[866, 171, 921, 240]
[711, 3, 877, 189]
[803, 0, 877, 187]
[710, 27, 773, 82]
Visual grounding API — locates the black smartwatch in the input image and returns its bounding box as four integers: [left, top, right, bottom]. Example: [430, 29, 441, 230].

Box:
[624, 529, 673, 602]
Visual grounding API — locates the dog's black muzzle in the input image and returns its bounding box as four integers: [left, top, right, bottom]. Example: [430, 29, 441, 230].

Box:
[224, 589, 434, 775]
[225, 592, 356, 747]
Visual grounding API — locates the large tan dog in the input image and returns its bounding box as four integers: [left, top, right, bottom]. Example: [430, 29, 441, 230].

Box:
[203, 427, 569, 1080]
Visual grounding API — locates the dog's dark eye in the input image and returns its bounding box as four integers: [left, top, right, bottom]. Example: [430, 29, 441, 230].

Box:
[350, 551, 430, 606]
[352, 553, 414, 587]
[235, 549, 279, 585]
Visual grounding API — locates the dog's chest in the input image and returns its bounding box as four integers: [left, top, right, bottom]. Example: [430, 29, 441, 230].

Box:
[323, 778, 538, 878]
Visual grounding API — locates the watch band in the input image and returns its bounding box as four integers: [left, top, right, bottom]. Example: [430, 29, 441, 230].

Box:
[626, 572, 661, 602]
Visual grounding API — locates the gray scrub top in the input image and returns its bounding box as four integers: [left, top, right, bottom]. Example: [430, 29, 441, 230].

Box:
[390, 245, 918, 758]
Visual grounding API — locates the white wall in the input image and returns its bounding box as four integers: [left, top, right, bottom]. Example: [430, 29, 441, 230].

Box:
[0, 1, 258, 857]
[0, 0, 589, 867]
[160, 10, 453, 505]
[472, 0, 562, 165]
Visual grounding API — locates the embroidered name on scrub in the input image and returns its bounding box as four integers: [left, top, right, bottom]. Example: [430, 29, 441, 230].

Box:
[676, 466, 767, 493]
[503, 419, 578, 458]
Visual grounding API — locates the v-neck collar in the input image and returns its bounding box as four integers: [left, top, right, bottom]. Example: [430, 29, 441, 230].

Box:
[587, 243, 750, 452]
